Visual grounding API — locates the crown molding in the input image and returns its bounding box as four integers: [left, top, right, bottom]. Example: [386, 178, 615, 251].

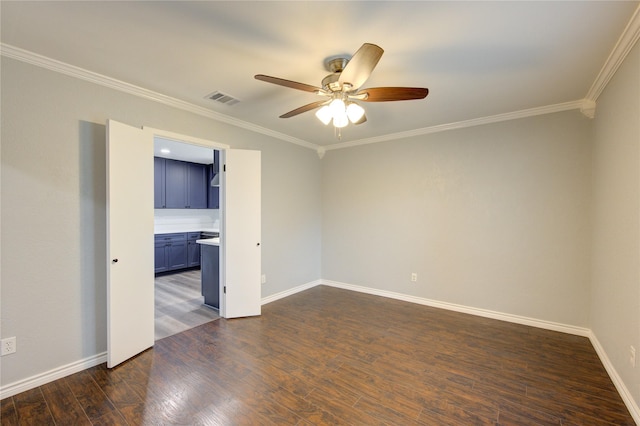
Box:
[0, 43, 319, 151]
[323, 100, 585, 152]
[3, 8, 638, 157]
[585, 4, 640, 102]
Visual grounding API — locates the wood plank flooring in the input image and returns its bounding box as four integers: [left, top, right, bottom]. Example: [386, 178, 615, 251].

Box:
[155, 269, 219, 341]
[1, 286, 635, 425]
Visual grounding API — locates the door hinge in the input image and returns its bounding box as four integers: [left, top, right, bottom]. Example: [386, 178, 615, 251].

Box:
[224, 286, 226, 294]
[223, 164, 226, 172]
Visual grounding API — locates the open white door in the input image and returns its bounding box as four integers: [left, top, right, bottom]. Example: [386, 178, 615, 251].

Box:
[106, 120, 154, 367]
[221, 149, 262, 318]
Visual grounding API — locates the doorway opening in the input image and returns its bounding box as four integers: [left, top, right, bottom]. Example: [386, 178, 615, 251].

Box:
[108, 120, 261, 367]
[153, 136, 221, 340]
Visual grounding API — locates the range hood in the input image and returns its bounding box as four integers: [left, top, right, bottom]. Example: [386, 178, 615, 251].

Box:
[211, 172, 220, 187]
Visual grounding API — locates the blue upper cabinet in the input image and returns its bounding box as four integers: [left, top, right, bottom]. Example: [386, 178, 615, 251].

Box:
[154, 157, 166, 208]
[207, 165, 219, 209]
[164, 159, 188, 208]
[207, 150, 220, 209]
[187, 162, 208, 209]
[154, 157, 210, 209]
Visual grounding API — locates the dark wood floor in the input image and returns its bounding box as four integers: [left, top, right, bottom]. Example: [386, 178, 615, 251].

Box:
[1, 286, 635, 425]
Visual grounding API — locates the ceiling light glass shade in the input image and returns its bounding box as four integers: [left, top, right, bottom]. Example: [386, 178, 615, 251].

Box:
[346, 103, 365, 123]
[315, 105, 332, 125]
[333, 114, 349, 128]
[329, 98, 346, 115]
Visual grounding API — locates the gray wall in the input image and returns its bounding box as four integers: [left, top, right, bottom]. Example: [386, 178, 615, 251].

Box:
[322, 111, 593, 326]
[0, 57, 322, 386]
[2, 41, 640, 413]
[591, 41, 640, 406]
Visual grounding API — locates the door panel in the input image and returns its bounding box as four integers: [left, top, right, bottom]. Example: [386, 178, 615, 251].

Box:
[106, 120, 154, 368]
[222, 149, 262, 318]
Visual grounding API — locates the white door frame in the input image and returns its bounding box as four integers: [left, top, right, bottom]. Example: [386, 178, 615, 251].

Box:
[110, 123, 267, 366]
[144, 128, 261, 318]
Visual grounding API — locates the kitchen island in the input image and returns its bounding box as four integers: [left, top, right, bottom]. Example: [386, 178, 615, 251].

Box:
[196, 237, 220, 309]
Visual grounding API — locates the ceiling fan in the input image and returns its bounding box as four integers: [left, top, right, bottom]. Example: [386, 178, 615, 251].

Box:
[255, 43, 429, 130]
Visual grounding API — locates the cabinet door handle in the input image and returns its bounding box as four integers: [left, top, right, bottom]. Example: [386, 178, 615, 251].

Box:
[112, 259, 119, 263]
[257, 242, 260, 246]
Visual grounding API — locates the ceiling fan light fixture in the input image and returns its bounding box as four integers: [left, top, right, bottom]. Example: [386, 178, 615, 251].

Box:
[315, 105, 332, 125]
[255, 43, 428, 137]
[333, 114, 349, 128]
[346, 102, 365, 123]
[329, 98, 346, 115]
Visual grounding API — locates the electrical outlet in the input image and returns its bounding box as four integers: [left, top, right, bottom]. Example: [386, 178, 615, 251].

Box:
[261, 274, 266, 284]
[1, 337, 16, 356]
[411, 273, 418, 282]
[630, 346, 636, 367]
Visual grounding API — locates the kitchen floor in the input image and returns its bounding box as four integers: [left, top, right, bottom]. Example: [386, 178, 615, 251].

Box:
[154, 269, 220, 340]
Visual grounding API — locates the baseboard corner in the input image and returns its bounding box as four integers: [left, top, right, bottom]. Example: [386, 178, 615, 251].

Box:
[0, 352, 107, 400]
[261, 279, 322, 306]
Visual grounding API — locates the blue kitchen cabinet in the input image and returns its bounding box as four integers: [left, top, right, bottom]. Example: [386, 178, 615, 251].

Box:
[155, 233, 188, 273]
[164, 159, 188, 208]
[155, 158, 208, 209]
[154, 157, 166, 208]
[167, 240, 188, 269]
[187, 163, 208, 209]
[154, 240, 169, 273]
[207, 150, 220, 209]
[187, 232, 201, 267]
[207, 164, 219, 209]
[201, 243, 220, 309]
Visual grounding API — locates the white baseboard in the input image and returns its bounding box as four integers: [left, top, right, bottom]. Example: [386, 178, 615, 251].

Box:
[261, 279, 322, 305]
[589, 332, 640, 424]
[0, 352, 107, 399]
[321, 279, 590, 336]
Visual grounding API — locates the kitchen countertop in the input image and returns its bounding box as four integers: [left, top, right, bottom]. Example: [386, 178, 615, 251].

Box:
[196, 237, 220, 246]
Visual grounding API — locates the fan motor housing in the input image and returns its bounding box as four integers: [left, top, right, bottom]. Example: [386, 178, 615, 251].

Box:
[322, 56, 351, 91]
[322, 73, 342, 91]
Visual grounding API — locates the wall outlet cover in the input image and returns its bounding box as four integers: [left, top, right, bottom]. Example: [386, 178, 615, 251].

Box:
[1, 337, 17, 356]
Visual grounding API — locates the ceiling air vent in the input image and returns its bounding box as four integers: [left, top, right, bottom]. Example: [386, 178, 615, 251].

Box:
[205, 91, 240, 106]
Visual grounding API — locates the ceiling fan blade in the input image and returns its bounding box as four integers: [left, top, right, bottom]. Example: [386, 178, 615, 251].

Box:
[338, 43, 384, 90]
[279, 100, 329, 118]
[357, 87, 429, 102]
[255, 74, 321, 93]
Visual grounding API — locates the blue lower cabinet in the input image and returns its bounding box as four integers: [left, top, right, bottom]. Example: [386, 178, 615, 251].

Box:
[201, 244, 220, 309]
[167, 240, 188, 270]
[155, 233, 193, 274]
[187, 232, 201, 267]
[154, 241, 169, 273]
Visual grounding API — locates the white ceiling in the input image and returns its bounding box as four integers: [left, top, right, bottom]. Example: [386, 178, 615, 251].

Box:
[154, 137, 216, 164]
[2, 1, 638, 149]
